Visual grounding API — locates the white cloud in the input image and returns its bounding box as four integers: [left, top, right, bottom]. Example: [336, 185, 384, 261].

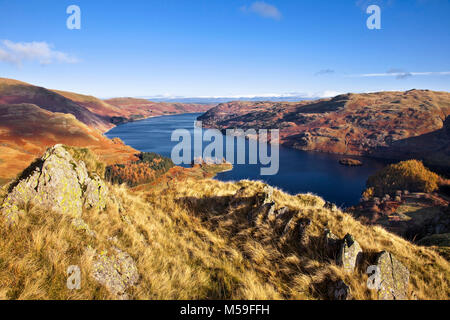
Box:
[241, 2, 282, 20]
[349, 71, 450, 78]
[0, 40, 78, 66]
[317, 90, 344, 98]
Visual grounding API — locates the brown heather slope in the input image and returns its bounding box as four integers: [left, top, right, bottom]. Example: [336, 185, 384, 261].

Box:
[105, 97, 212, 123]
[0, 78, 213, 130]
[0, 103, 138, 181]
[0, 78, 113, 132]
[199, 90, 450, 171]
[0, 78, 214, 181]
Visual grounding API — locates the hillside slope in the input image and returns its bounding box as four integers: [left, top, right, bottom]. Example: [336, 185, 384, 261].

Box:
[0, 78, 214, 182]
[0, 145, 448, 300]
[199, 90, 450, 170]
[0, 103, 138, 182]
[0, 78, 113, 132]
[105, 97, 212, 123]
[0, 78, 213, 132]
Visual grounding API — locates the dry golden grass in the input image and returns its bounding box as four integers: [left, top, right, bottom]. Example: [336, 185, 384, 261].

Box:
[0, 174, 449, 300]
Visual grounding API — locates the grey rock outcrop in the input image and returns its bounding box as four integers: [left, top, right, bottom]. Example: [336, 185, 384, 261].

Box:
[336, 234, 362, 273]
[375, 251, 410, 300]
[1, 144, 109, 224]
[89, 247, 139, 299]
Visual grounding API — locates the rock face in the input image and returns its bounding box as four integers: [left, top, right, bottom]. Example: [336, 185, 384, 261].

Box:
[375, 251, 410, 300]
[1, 144, 109, 224]
[337, 234, 362, 273]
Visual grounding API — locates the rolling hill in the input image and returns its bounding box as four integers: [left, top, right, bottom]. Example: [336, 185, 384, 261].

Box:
[199, 90, 450, 172]
[0, 78, 213, 182]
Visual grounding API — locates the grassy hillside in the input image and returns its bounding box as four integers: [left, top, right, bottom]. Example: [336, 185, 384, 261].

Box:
[0, 148, 448, 300]
[0, 78, 112, 132]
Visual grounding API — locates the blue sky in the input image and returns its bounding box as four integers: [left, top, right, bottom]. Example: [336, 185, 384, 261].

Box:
[0, 0, 449, 98]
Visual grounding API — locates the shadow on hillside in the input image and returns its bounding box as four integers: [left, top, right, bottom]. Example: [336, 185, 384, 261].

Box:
[176, 193, 370, 300]
[370, 119, 450, 176]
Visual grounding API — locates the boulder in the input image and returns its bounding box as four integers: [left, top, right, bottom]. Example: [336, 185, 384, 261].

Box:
[1, 144, 109, 225]
[375, 251, 410, 300]
[336, 234, 362, 273]
[89, 247, 139, 299]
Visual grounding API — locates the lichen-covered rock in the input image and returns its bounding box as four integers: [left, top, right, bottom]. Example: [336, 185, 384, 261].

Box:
[255, 185, 274, 206]
[375, 251, 410, 300]
[337, 234, 362, 273]
[72, 218, 96, 237]
[90, 247, 139, 299]
[84, 174, 109, 210]
[1, 144, 109, 224]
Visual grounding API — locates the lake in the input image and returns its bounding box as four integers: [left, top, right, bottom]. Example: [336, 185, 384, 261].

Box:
[106, 113, 388, 207]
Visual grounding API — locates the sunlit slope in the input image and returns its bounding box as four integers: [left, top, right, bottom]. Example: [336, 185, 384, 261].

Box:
[0, 103, 137, 181]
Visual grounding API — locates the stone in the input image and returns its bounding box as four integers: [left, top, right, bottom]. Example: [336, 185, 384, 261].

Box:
[323, 229, 341, 258]
[258, 185, 274, 205]
[324, 202, 338, 212]
[90, 247, 139, 299]
[375, 251, 410, 300]
[1, 144, 109, 225]
[328, 280, 352, 300]
[336, 234, 362, 273]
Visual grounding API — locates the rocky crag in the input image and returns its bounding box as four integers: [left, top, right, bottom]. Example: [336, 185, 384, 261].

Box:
[1, 145, 138, 299]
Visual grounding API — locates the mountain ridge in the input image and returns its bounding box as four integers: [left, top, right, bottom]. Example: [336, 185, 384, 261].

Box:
[199, 89, 450, 172]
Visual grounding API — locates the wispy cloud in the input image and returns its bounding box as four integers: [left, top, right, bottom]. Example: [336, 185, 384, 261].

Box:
[240, 2, 282, 20]
[349, 70, 450, 79]
[0, 40, 78, 66]
[315, 69, 335, 76]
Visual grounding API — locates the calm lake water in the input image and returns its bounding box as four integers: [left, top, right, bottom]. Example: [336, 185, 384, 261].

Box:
[106, 113, 388, 207]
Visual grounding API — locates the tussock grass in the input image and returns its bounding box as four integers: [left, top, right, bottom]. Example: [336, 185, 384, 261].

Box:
[0, 176, 449, 300]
